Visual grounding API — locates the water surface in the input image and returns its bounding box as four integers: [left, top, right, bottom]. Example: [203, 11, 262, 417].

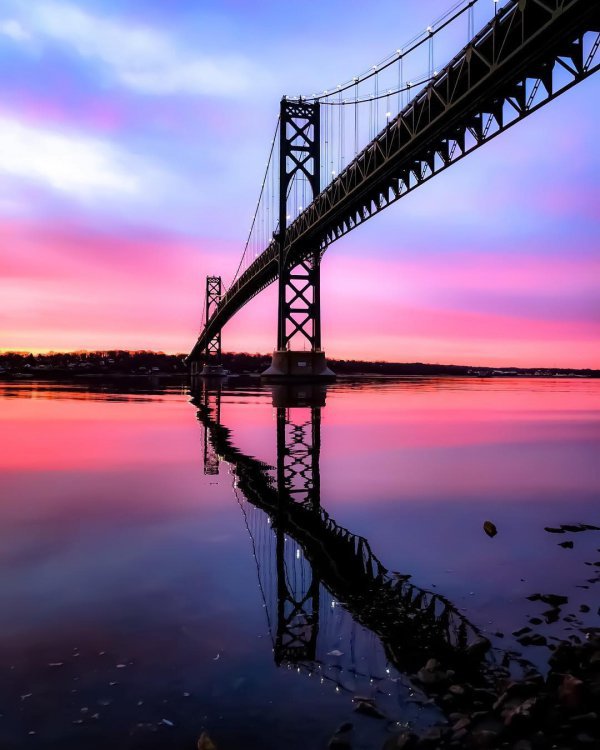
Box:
[0, 377, 598, 749]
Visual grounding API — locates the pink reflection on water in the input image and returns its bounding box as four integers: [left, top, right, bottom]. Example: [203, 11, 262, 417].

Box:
[314, 378, 600, 503]
[0, 385, 199, 473]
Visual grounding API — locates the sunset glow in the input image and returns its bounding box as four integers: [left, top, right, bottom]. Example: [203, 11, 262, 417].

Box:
[0, 0, 598, 366]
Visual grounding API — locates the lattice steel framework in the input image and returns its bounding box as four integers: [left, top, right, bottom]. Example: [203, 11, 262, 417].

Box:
[274, 406, 321, 663]
[188, 0, 600, 362]
[278, 406, 321, 509]
[205, 276, 222, 359]
[277, 100, 321, 351]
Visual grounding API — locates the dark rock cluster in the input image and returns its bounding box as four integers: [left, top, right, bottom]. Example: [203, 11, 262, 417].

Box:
[381, 633, 600, 749]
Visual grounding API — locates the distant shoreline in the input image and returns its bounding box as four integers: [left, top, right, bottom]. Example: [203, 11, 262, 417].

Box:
[0, 350, 598, 380]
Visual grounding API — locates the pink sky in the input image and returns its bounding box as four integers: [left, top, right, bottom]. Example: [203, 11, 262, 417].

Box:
[0, 220, 600, 367]
[2, 217, 598, 367]
[0, 0, 598, 367]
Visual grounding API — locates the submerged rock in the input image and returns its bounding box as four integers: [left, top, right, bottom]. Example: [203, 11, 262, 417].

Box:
[197, 731, 218, 750]
[381, 731, 418, 749]
[353, 699, 386, 719]
[329, 722, 353, 748]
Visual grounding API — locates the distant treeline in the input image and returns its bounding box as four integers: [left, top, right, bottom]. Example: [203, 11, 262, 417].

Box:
[215, 353, 597, 378]
[0, 350, 188, 375]
[1, 350, 597, 378]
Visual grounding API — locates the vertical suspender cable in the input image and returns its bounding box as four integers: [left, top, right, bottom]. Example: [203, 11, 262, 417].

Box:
[330, 98, 334, 179]
[354, 79, 358, 156]
[429, 29, 434, 77]
[341, 99, 345, 171]
[338, 89, 342, 173]
[374, 67, 379, 133]
[468, 2, 474, 40]
[397, 51, 402, 112]
[324, 101, 328, 185]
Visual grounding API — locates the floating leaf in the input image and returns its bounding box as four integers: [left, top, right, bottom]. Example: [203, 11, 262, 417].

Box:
[483, 520, 498, 538]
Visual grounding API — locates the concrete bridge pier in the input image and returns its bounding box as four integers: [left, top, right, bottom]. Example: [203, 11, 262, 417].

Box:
[263, 350, 334, 381]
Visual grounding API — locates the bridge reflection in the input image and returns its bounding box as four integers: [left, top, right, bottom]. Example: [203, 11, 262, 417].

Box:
[192, 383, 492, 712]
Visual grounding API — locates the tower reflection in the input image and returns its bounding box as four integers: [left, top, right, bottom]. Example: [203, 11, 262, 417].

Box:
[192, 383, 489, 711]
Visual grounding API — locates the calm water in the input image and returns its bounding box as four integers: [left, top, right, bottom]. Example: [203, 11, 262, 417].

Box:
[0, 377, 598, 749]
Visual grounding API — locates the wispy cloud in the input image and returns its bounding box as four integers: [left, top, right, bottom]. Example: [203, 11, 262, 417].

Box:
[0, 116, 142, 197]
[15, 1, 269, 97]
[0, 18, 29, 41]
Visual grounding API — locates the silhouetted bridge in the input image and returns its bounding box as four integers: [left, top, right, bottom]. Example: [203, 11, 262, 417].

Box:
[189, 0, 599, 379]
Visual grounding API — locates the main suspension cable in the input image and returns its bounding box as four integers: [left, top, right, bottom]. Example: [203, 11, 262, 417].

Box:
[294, 0, 478, 102]
[229, 117, 280, 290]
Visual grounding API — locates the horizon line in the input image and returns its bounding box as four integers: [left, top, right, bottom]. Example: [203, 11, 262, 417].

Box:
[1, 349, 598, 373]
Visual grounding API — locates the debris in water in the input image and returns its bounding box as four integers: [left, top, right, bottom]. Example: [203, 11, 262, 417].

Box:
[483, 521, 498, 537]
[327, 649, 344, 657]
[160, 718, 174, 727]
[198, 731, 218, 750]
[527, 593, 568, 607]
[213, 653, 220, 661]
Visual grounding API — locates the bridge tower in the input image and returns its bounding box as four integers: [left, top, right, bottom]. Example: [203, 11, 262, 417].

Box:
[192, 275, 227, 378]
[263, 98, 334, 381]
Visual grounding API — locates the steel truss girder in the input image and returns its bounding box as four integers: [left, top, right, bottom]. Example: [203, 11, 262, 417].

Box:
[189, 0, 599, 361]
[277, 100, 321, 350]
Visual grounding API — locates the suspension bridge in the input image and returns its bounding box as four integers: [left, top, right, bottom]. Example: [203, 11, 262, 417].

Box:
[188, 0, 599, 379]
[191, 384, 533, 715]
